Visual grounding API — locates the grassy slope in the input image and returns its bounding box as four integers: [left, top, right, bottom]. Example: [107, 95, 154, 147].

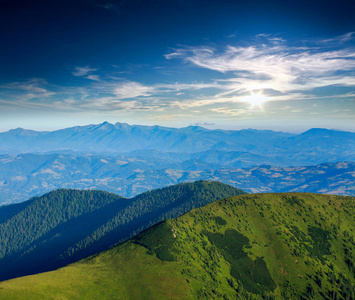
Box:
[0, 181, 245, 281]
[1, 193, 355, 299]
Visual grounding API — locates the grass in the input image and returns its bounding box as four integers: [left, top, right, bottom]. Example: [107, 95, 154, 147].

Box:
[0, 242, 192, 300]
[0, 192, 355, 299]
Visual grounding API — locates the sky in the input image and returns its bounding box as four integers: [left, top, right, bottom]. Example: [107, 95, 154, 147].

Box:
[0, 0, 354, 132]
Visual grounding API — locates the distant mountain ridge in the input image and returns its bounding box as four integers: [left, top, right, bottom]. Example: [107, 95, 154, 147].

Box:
[0, 122, 293, 153]
[0, 181, 245, 282]
[0, 122, 353, 160]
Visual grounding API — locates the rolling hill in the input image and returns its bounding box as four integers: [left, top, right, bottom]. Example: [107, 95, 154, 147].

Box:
[0, 152, 353, 205]
[0, 181, 245, 282]
[0, 192, 354, 299]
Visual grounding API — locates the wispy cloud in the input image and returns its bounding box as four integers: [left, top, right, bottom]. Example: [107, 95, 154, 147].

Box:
[255, 33, 286, 44]
[0, 79, 55, 101]
[86, 74, 101, 81]
[319, 32, 355, 44]
[72, 66, 100, 81]
[166, 33, 355, 101]
[72, 66, 97, 76]
[112, 81, 155, 99]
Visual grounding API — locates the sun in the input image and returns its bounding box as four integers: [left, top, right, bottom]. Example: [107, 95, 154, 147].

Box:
[241, 92, 270, 109]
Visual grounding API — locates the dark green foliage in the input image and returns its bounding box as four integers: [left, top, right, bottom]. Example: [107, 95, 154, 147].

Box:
[0, 181, 245, 281]
[135, 222, 176, 261]
[203, 229, 249, 261]
[214, 216, 227, 225]
[0, 189, 125, 258]
[307, 226, 332, 262]
[305, 283, 315, 298]
[0, 189, 127, 281]
[283, 195, 305, 206]
[203, 229, 276, 295]
[290, 225, 307, 241]
[289, 225, 332, 263]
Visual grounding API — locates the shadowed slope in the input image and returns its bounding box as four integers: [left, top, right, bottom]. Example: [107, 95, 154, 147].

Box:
[0, 181, 245, 281]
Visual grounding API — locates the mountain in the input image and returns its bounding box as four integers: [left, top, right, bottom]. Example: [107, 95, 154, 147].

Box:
[0, 181, 245, 281]
[0, 123, 353, 166]
[0, 122, 292, 154]
[0, 152, 353, 205]
[0, 123, 353, 206]
[1, 192, 354, 299]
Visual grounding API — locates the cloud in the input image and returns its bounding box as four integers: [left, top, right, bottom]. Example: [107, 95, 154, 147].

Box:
[256, 33, 286, 44]
[165, 33, 355, 100]
[73, 66, 100, 81]
[91, 80, 222, 101]
[319, 32, 355, 44]
[0, 79, 55, 101]
[112, 81, 155, 99]
[190, 122, 215, 126]
[72, 66, 97, 76]
[86, 75, 101, 81]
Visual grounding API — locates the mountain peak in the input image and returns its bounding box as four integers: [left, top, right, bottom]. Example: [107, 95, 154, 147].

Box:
[300, 128, 351, 137]
[114, 122, 131, 129]
[7, 127, 40, 136]
[95, 122, 115, 131]
[10, 127, 25, 133]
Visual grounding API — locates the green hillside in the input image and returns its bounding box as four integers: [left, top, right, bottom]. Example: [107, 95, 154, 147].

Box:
[0, 181, 244, 281]
[0, 193, 354, 299]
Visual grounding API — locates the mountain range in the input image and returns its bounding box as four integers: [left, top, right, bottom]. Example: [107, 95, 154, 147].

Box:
[1, 190, 354, 299]
[0, 122, 353, 205]
[0, 122, 354, 165]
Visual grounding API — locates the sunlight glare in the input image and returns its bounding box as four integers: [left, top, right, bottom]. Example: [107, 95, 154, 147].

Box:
[242, 92, 270, 109]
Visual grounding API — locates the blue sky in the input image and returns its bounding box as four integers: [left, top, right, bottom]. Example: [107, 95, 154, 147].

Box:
[0, 0, 354, 132]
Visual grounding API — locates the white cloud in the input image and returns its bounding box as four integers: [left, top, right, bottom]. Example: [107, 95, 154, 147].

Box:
[256, 33, 286, 44]
[165, 34, 355, 100]
[319, 32, 354, 44]
[0, 79, 55, 101]
[86, 75, 101, 81]
[113, 81, 155, 99]
[72, 66, 100, 81]
[72, 66, 97, 76]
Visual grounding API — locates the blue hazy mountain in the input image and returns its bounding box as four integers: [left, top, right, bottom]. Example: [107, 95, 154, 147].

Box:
[0, 152, 353, 205]
[0, 122, 353, 205]
[1, 122, 353, 161]
[0, 122, 293, 153]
